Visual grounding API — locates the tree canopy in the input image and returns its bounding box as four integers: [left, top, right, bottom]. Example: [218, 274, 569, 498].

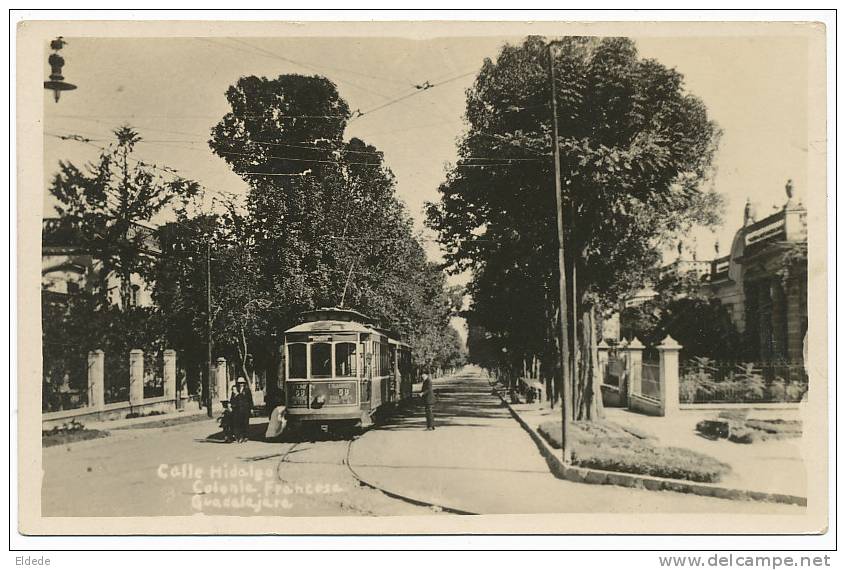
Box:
[206, 73, 464, 373]
[48, 126, 201, 308]
[427, 36, 722, 419]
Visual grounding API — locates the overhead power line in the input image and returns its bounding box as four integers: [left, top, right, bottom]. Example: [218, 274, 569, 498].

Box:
[218, 38, 396, 101]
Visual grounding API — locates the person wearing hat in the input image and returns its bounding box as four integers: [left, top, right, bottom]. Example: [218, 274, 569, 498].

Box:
[421, 373, 436, 430]
[231, 377, 254, 443]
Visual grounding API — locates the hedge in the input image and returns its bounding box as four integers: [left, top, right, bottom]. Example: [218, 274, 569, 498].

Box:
[538, 420, 731, 483]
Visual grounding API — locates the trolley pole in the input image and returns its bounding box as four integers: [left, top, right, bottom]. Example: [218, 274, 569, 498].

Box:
[548, 41, 572, 464]
[205, 240, 213, 418]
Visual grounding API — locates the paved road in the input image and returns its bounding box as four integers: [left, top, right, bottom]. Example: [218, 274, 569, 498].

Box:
[42, 367, 804, 517]
[348, 368, 806, 514]
[42, 414, 439, 517]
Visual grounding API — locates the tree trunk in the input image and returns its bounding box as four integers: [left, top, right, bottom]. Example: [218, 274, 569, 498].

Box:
[237, 325, 251, 381]
[574, 303, 604, 421]
[119, 269, 133, 309]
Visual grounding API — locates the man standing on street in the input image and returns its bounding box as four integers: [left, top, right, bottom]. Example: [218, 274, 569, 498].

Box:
[231, 377, 253, 443]
[421, 373, 436, 430]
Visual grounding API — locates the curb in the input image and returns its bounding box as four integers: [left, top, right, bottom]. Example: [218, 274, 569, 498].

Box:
[491, 385, 807, 507]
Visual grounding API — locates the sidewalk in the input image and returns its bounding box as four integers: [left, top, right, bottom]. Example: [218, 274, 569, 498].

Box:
[347, 368, 804, 514]
[604, 407, 807, 497]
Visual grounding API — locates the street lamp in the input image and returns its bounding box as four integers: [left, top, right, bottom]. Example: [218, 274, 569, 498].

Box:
[44, 37, 77, 103]
[548, 39, 573, 464]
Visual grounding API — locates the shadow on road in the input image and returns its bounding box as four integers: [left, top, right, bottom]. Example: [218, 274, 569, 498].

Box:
[197, 372, 496, 441]
[375, 373, 510, 432]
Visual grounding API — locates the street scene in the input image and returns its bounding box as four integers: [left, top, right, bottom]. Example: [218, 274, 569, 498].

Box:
[43, 368, 804, 517]
[33, 27, 819, 526]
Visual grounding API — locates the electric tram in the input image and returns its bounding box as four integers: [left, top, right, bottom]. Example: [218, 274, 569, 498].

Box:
[281, 307, 413, 431]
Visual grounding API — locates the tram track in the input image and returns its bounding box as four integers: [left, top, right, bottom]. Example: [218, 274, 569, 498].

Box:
[271, 428, 475, 515]
[343, 432, 477, 516]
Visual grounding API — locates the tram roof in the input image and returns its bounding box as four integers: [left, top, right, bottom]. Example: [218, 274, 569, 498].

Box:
[296, 307, 375, 325]
[286, 307, 408, 345]
[285, 319, 375, 334]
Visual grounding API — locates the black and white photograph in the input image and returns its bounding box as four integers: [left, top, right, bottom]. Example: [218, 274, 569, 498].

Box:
[14, 16, 830, 539]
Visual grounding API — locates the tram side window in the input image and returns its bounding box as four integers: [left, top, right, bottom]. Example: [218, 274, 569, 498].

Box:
[311, 343, 332, 378]
[335, 342, 357, 377]
[288, 344, 307, 379]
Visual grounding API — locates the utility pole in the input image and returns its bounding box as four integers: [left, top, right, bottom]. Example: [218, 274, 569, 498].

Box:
[548, 41, 572, 464]
[205, 240, 213, 418]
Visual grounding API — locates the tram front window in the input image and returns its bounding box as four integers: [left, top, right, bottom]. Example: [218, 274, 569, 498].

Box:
[310, 343, 332, 378]
[288, 344, 307, 379]
[335, 342, 357, 377]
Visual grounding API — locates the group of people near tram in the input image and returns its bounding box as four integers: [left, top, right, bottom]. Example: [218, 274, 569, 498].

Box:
[220, 377, 253, 443]
[220, 370, 438, 442]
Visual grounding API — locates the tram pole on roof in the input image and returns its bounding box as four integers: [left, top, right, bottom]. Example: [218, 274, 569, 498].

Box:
[548, 40, 572, 465]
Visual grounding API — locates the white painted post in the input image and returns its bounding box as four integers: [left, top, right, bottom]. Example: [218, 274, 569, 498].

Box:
[624, 338, 644, 403]
[597, 340, 610, 385]
[658, 335, 682, 416]
[129, 349, 144, 405]
[215, 357, 228, 405]
[163, 349, 177, 402]
[88, 349, 105, 411]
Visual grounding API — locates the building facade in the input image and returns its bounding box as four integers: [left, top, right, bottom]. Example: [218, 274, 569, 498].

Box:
[704, 182, 807, 363]
[617, 181, 808, 365]
[42, 217, 157, 308]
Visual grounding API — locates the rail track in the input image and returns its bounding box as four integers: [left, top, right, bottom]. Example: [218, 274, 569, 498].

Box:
[271, 427, 477, 515]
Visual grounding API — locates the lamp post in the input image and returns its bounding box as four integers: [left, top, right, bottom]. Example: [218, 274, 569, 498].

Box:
[548, 40, 573, 464]
[44, 37, 77, 102]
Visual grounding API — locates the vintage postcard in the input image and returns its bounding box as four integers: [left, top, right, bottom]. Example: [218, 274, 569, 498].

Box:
[16, 18, 829, 536]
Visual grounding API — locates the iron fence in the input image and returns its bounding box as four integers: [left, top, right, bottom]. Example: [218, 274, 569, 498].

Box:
[641, 362, 661, 399]
[680, 359, 808, 404]
[42, 342, 88, 412]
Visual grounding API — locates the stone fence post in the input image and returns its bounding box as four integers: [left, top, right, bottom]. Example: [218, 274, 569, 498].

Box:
[623, 337, 644, 404]
[658, 335, 682, 416]
[88, 349, 104, 411]
[129, 349, 144, 406]
[215, 357, 228, 405]
[163, 349, 177, 402]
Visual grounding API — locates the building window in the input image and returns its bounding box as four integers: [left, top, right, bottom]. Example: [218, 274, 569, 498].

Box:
[131, 284, 141, 307]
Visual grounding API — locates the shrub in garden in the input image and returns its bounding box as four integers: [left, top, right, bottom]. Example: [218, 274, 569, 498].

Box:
[727, 426, 757, 444]
[42, 420, 110, 447]
[696, 417, 802, 443]
[538, 420, 731, 483]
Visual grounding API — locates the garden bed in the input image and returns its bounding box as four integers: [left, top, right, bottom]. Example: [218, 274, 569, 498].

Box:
[42, 420, 110, 448]
[538, 420, 731, 483]
[696, 417, 802, 444]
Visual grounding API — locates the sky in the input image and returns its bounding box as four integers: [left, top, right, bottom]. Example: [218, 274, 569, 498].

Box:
[42, 33, 812, 320]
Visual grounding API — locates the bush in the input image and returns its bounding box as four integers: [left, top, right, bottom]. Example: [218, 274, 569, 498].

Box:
[744, 419, 803, 439]
[696, 417, 802, 443]
[727, 426, 757, 444]
[125, 410, 166, 419]
[42, 420, 110, 447]
[695, 419, 730, 440]
[538, 420, 731, 483]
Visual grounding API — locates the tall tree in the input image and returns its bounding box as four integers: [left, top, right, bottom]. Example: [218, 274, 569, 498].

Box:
[48, 126, 200, 308]
[208, 73, 464, 374]
[427, 36, 722, 419]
